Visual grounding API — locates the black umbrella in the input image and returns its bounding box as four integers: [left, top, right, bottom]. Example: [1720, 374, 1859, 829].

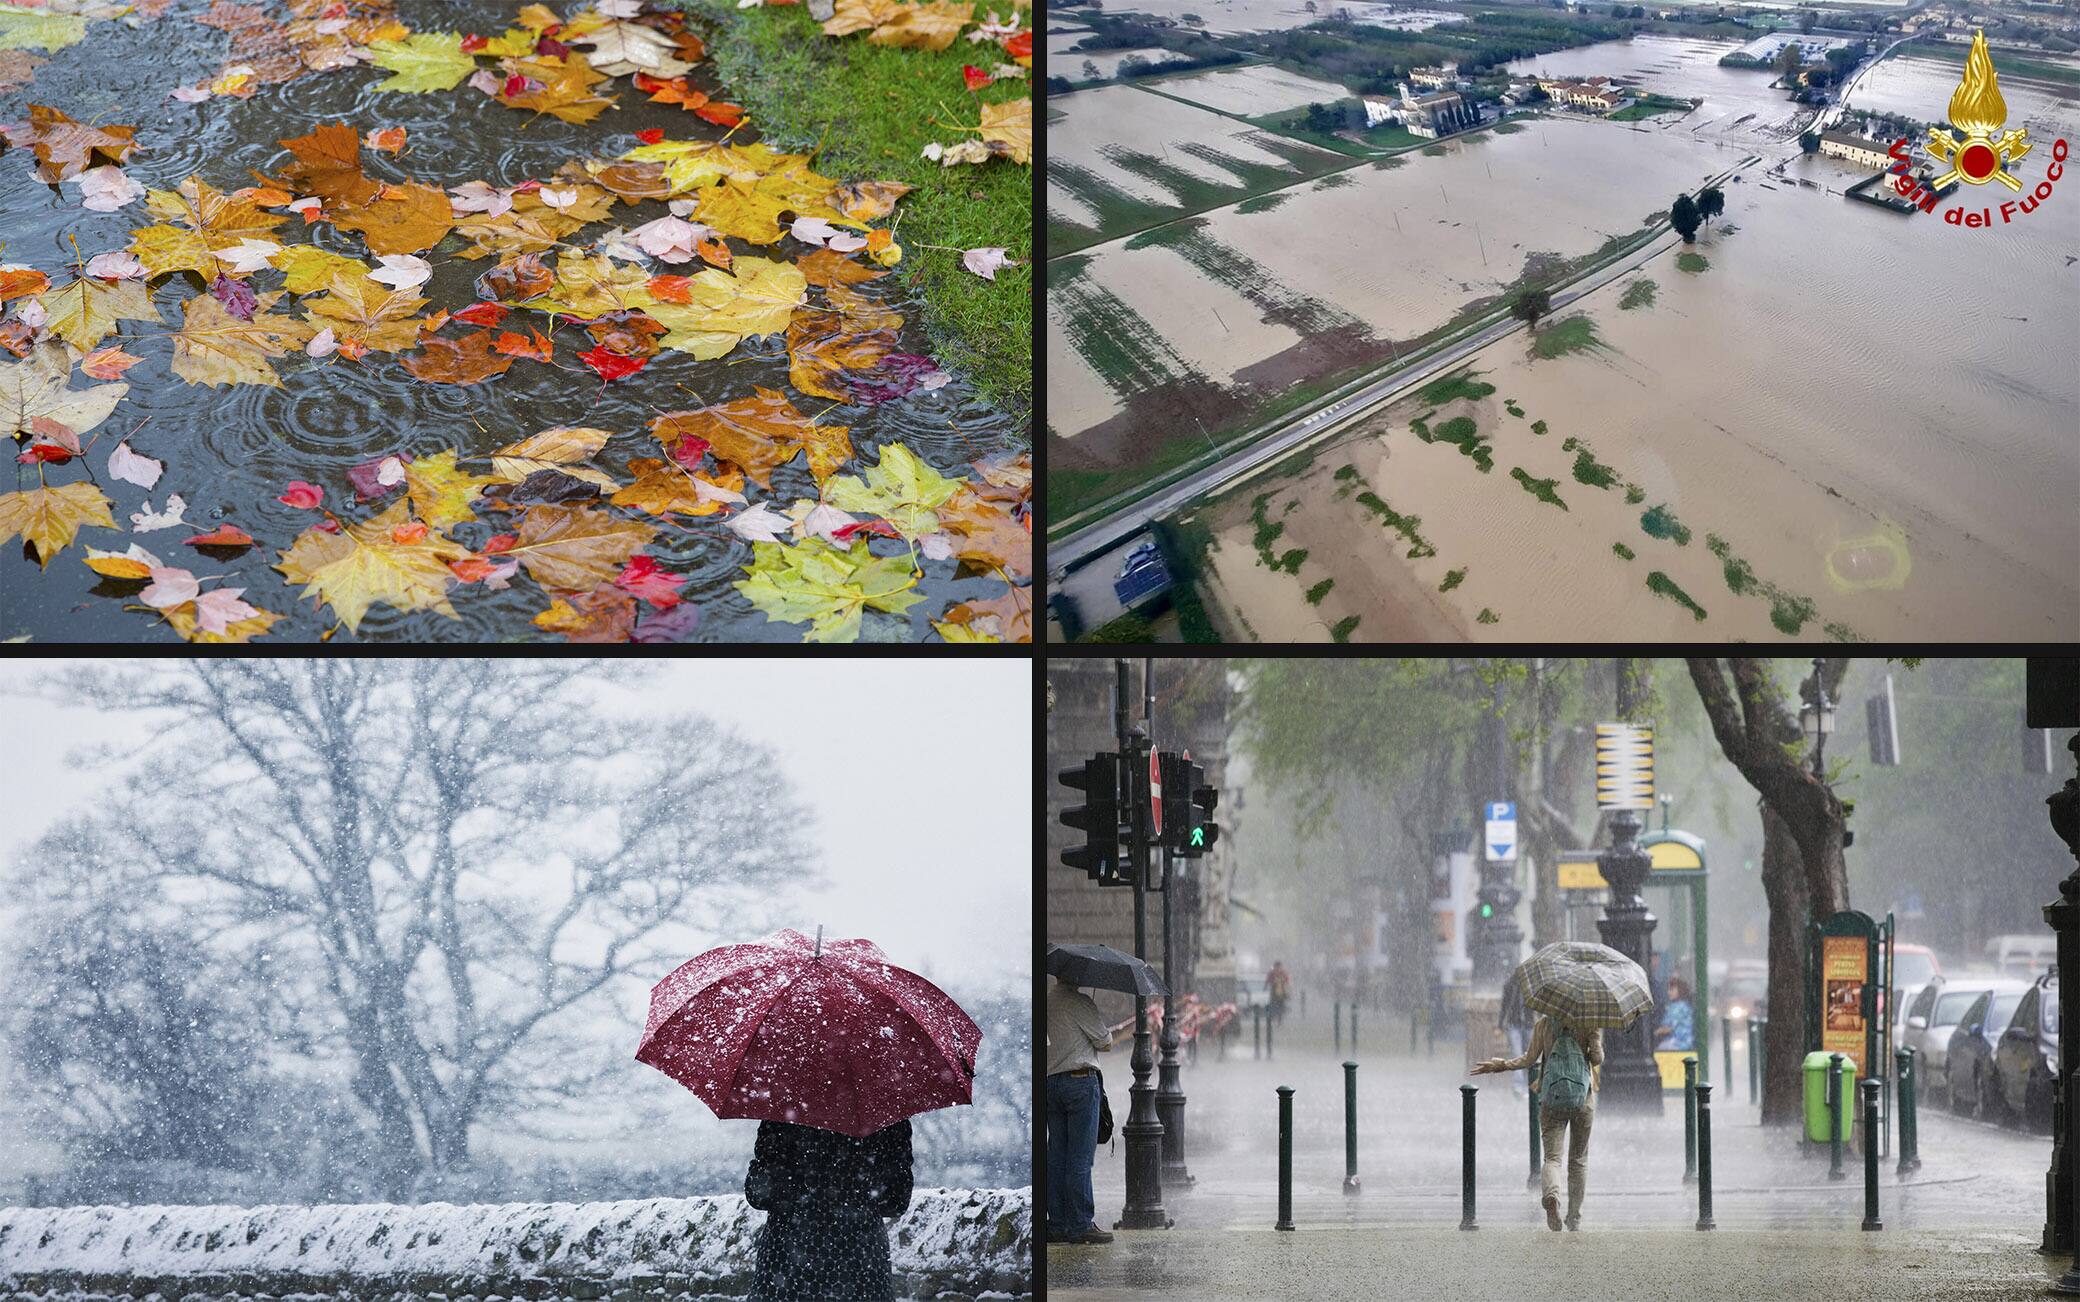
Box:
[1046, 943, 1169, 997]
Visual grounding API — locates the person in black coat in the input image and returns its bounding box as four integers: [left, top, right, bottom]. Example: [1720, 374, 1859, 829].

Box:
[744, 1118, 914, 1302]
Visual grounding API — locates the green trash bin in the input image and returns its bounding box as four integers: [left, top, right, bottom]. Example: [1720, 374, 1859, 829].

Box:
[1803, 1051, 1857, 1144]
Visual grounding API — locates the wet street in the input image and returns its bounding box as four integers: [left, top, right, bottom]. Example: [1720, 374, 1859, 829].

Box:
[1053, 1010, 2068, 1299]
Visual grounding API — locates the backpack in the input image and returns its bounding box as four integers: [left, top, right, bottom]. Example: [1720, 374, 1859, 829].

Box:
[1541, 1024, 1591, 1111]
[1095, 1071, 1114, 1146]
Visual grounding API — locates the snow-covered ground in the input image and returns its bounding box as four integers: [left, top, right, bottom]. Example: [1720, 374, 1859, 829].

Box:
[0, 1189, 1031, 1301]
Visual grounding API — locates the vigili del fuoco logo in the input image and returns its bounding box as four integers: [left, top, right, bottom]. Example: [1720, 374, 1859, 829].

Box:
[1884, 29, 2069, 225]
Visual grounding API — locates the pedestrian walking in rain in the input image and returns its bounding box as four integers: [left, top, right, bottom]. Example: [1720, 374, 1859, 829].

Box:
[1046, 974, 1130, 1244]
[1473, 941, 1652, 1233]
[1267, 960, 1292, 1026]
[1497, 974, 1536, 1100]
[634, 927, 982, 1301]
[1474, 1013, 1602, 1230]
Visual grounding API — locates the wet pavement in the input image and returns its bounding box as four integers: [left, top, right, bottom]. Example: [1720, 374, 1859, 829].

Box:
[1052, 1010, 2068, 1298]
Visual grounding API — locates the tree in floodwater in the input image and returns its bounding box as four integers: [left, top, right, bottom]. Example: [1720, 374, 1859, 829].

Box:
[8, 663, 816, 1199]
[1511, 285, 1553, 328]
[1671, 192, 1702, 242]
[1696, 185, 1725, 224]
[1801, 129, 1821, 153]
[1685, 658, 1850, 1127]
[1777, 42, 1804, 80]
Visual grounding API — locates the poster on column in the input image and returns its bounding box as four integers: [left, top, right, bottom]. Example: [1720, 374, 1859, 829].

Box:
[1821, 934, 1869, 1077]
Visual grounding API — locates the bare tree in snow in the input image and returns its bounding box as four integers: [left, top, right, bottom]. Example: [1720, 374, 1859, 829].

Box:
[9, 662, 817, 1199]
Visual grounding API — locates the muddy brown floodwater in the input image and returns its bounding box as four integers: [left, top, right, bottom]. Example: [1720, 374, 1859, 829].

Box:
[1, 0, 1025, 643]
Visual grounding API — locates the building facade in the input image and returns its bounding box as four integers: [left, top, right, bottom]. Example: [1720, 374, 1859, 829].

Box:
[1820, 130, 1895, 169]
[1398, 82, 1478, 138]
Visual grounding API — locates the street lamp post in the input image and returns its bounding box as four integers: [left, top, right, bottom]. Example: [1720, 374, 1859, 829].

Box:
[1799, 658, 1836, 779]
[1157, 832, 1193, 1187]
[1117, 664, 1169, 1230]
[1597, 804, 1664, 1113]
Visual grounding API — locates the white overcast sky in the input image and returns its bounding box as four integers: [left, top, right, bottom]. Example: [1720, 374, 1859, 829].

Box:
[0, 659, 1033, 990]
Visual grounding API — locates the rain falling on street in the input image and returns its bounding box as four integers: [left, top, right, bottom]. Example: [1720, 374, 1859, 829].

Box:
[1046, 656, 2080, 1301]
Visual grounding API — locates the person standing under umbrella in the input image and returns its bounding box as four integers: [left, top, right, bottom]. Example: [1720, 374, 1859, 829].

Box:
[1474, 1013, 1602, 1231]
[635, 928, 982, 1301]
[1470, 940, 1648, 1234]
[1046, 975, 1129, 1244]
[745, 1116, 913, 1301]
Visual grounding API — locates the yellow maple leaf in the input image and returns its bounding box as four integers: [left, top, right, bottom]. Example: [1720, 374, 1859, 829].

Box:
[619, 138, 801, 196]
[0, 481, 115, 567]
[693, 156, 843, 244]
[404, 448, 495, 534]
[868, 0, 975, 50]
[170, 290, 317, 388]
[610, 459, 745, 517]
[275, 499, 467, 634]
[519, 252, 654, 319]
[35, 276, 160, 351]
[977, 97, 1030, 164]
[302, 268, 427, 352]
[643, 257, 806, 360]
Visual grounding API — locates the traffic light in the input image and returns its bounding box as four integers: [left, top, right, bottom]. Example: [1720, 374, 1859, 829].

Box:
[1478, 902, 1495, 919]
[1158, 751, 1192, 853]
[1182, 764, 1221, 858]
[1058, 754, 1122, 883]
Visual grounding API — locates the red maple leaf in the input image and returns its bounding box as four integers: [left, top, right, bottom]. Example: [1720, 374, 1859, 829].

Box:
[579, 347, 650, 382]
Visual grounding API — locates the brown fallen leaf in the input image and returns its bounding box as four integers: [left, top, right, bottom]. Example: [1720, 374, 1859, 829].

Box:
[933, 586, 1031, 643]
[649, 387, 852, 490]
[796, 247, 886, 288]
[610, 458, 745, 517]
[500, 504, 658, 593]
[533, 584, 638, 642]
[170, 290, 317, 388]
[332, 181, 455, 256]
[79, 347, 144, 380]
[402, 330, 519, 385]
[830, 179, 913, 222]
[786, 284, 902, 402]
[935, 480, 1032, 583]
[2, 105, 139, 183]
[273, 122, 380, 206]
[478, 253, 555, 302]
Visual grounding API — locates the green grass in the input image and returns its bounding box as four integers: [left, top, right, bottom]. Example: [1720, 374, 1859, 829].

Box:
[1529, 314, 1605, 360]
[1331, 614, 1360, 642]
[1477, 608, 1499, 625]
[1531, 419, 1548, 435]
[1676, 251, 1710, 274]
[1305, 577, 1335, 605]
[1706, 533, 1819, 636]
[1504, 400, 1525, 418]
[1416, 369, 1496, 406]
[1237, 192, 1292, 214]
[1561, 436, 1619, 489]
[1353, 488, 1437, 560]
[1277, 548, 1308, 574]
[1619, 279, 1657, 310]
[1511, 467, 1568, 510]
[1419, 415, 1494, 473]
[1078, 614, 1158, 642]
[681, 0, 1029, 414]
[1422, 144, 1448, 157]
[1492, 121, 1526, 135]
[1608, 93, 1693, 122]
[1612, 542, 1635, 561]
[1250, 494, 1285, 567]
[1646, 570, 1708, 622]
[1909, 39, 2080, 87]
[1640, 504, 1692, 546]
[1439, 568, 1465, 592]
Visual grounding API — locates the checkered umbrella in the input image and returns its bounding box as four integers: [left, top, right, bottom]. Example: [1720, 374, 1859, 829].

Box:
[1513, 942, 1652, 1030]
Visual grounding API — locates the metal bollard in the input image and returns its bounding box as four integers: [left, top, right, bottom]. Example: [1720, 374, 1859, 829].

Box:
[1254, 1005, 1262, 1059]
[1684, 1056, 1698, 1185]
[1352, 1005, 1360, 1055]
[1276, 1085, 1295, 1231]
[1747, 1017, 1759, 1103]
[1722, 1016, 1734, 1090]
[1896, 1047, 1921, 1175]
[1427, 1006, 1436, 1057]
[1526, 1085, 1542, 1189]
[1336, 1000, 1343, 1055]
[1695, 1083, 1716, 1231]
[1862, 1078, 1883, 1231]
[1828, 1052, 1846, 1182]
[1267, 1007, 1275, 1060]
[1460, 1084, 1479, 1231]
[1344, 1061, 1361, 1194]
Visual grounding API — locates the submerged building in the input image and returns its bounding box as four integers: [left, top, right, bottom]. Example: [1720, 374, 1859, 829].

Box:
[1398, 81, 1478, 138]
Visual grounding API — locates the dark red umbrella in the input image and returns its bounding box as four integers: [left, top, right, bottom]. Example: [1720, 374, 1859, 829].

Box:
[636, 927, 981, 1138]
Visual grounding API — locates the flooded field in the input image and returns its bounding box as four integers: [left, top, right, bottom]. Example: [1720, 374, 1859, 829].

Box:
[1102, 0, 1400, 35]
[1349, 9, 1461, 32]
[1049, 116, 1740, 485]
[1506, 35, 1810, 145]
[1156, 64, 1352, 115]
[1192, 148, 2080, 642]
[1046, 28, 1185, 81]
[1841, 49, 2080, 139]
[0, 0, 1029, 643]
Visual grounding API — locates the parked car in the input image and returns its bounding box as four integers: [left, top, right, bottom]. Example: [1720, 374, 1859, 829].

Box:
[1987, 934, 2058, 977]
[1914, 978, 2024, 1102]
[1992, 974, 2060, 1131]
[1945, 980, 2035, 1120]
[1888, 944, 1941, 1024]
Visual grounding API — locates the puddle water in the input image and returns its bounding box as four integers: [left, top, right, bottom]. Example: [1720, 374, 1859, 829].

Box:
[1, 0, 1025, 643]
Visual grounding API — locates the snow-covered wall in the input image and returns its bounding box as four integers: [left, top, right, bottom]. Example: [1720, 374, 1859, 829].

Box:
[0, 1188, 1029, 1301]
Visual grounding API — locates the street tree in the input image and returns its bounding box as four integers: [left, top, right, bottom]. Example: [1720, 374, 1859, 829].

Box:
[1801, 128, 1822, 153]
[1697, 185, 1725, 223]
[1685, 658, 1851, 1127]
[1511, 285, 1554, 328]
[8, 662, 816, 1198]
[1671, 192, 1702, 242]
[1777, 42, 1804, 80]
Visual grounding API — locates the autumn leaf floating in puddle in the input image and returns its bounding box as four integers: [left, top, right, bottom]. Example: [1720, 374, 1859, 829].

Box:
[0, 0, 1028, 643]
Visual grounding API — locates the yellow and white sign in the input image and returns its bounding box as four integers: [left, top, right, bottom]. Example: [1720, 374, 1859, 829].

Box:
[1595, 722, 1654, 810]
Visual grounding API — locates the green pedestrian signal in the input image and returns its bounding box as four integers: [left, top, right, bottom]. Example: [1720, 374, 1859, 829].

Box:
[1190, 827, 1205, 848]
[1479, 903, 1494, 919]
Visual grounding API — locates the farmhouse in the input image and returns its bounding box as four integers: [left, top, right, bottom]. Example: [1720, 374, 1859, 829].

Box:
[1409, 62, 1460, 89]
[1398, 82, 1478, 137]
[1819, 130, 1895, 169]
